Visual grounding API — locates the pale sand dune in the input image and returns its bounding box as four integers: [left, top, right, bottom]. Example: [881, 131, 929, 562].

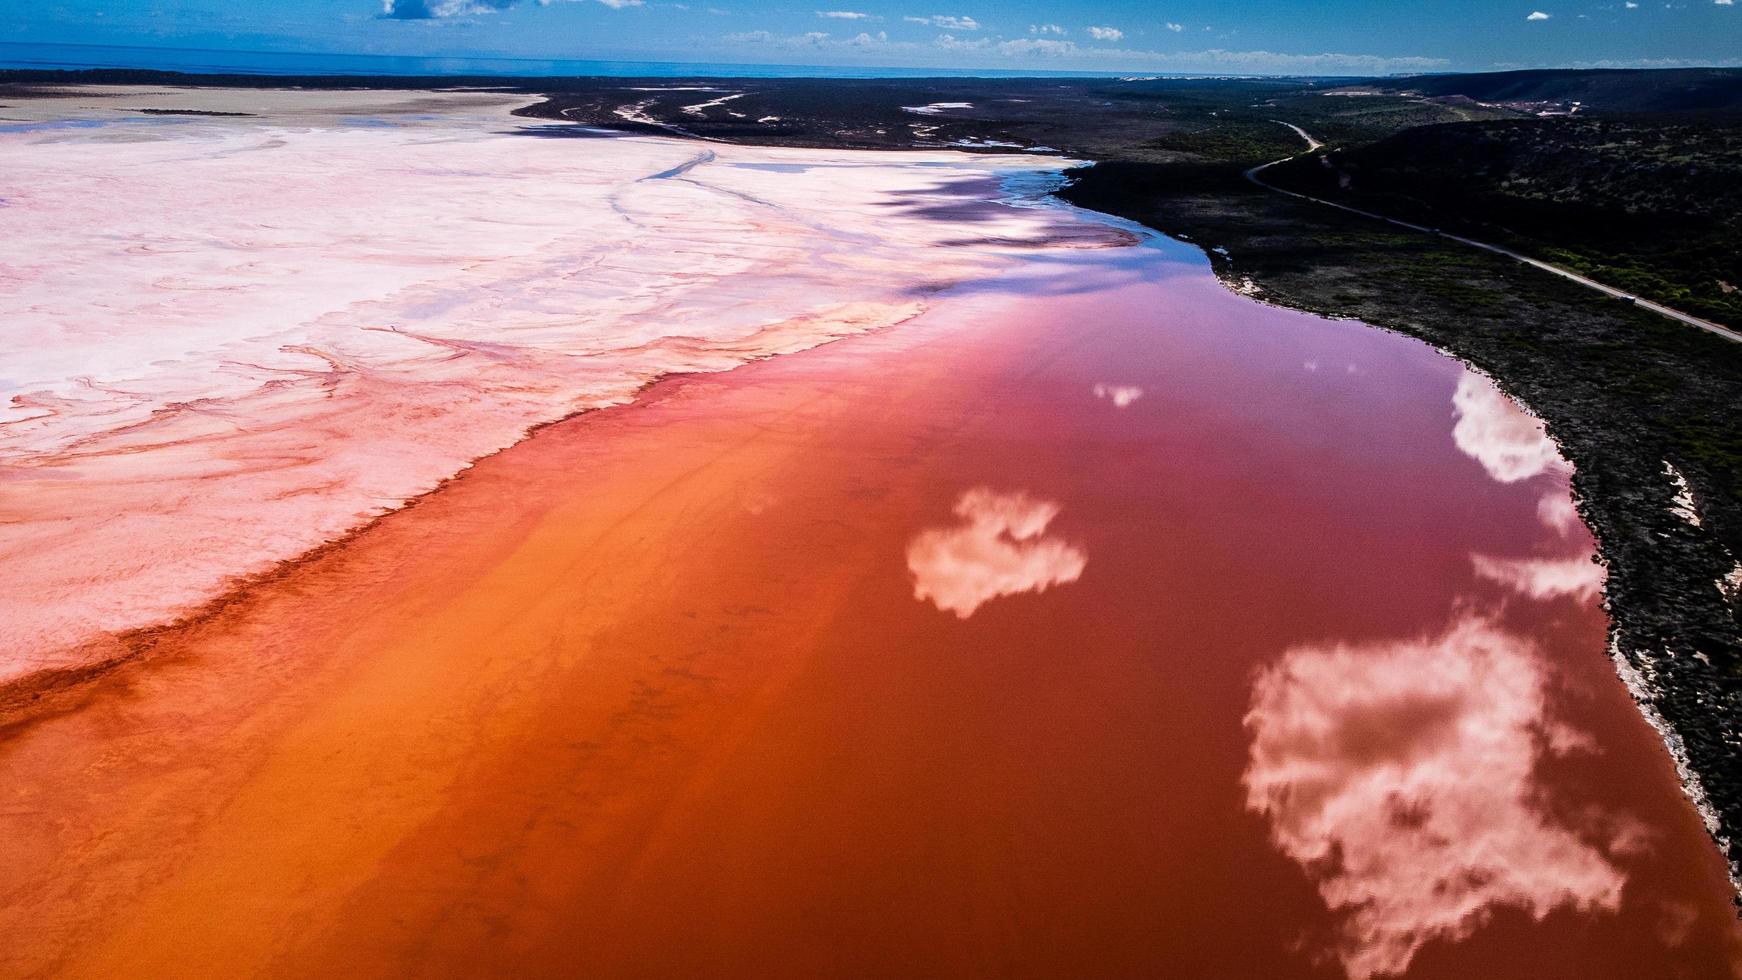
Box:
[0, 93, 1127, 679]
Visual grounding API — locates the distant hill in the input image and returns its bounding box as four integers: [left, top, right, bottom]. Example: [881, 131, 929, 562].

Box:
[1371, 67, 1742, 115]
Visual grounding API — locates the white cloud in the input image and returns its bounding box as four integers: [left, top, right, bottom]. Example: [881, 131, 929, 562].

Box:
[383, 0, 515, 18]
[1471, 553, 1606, 600]
[907, 488, 1086, 619]
[1625, 2, 1639, 7]
[1536, 492, 1582, 535]
[935, 32, 990, 50]
[1555, 54, 1742, 66]
[714, 28, 1450, 74]
[904, 13, 980, 29]
[1092, 383, 1144, 408]
[1086, 25, 1124, 41]
[817, 9, 872, 18]
[1244, 617, 1628, 980]
[1718, 1, 1735, 7]
[726, 27, 929, 51]
[988, 41, 1449, 73]
[1166, 21, 1184, 32]
[996, 38, 1076, 56]
[1527, 9, 1552, 19]
[1450, 371, 1567, 484]
[1030, 22, 1065, 35]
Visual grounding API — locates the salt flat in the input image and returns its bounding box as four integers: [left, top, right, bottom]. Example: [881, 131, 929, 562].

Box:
[0, 89, 1124, 679]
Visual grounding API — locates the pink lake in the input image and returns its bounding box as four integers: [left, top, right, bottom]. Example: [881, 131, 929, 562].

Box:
[0, 93, 1736, 978]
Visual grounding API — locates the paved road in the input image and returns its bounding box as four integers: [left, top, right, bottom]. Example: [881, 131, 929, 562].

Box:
[1246, 123, 1742, 345]
[1270, 120, 1323, 152]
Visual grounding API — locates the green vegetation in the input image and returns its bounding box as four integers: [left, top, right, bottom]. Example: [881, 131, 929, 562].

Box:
[1373, 67, 1742, 115]
[1265, 118, 1742, 329]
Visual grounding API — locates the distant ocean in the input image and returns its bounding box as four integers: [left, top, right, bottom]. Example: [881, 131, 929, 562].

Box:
[0, 41, 1141, 80]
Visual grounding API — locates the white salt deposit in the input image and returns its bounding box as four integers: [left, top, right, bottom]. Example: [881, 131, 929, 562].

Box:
[0, 89, 1126, 679]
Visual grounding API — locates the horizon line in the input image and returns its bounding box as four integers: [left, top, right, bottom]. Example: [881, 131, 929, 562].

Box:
[5, 39, 1741, 81]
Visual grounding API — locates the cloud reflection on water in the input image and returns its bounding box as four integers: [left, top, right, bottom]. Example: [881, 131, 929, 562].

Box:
[1092, 383, 1144, 408]
[1242, 617, 1626, 979]
[907, 488, 1086, 619]
[1451, 371, 1568, 484]
[1471, 553, 1607, 601]
[1536, 492, 1583, 536]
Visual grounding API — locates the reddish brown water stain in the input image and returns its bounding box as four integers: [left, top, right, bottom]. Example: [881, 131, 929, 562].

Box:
[0, 236, 1736, 978]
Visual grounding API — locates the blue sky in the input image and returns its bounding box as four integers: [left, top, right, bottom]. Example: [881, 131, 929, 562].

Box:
[7, 0, 1741, 74]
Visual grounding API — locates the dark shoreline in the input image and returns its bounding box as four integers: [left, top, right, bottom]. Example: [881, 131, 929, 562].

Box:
[1060, 164, 1742, 893]
[5, 70, 1740, 893]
